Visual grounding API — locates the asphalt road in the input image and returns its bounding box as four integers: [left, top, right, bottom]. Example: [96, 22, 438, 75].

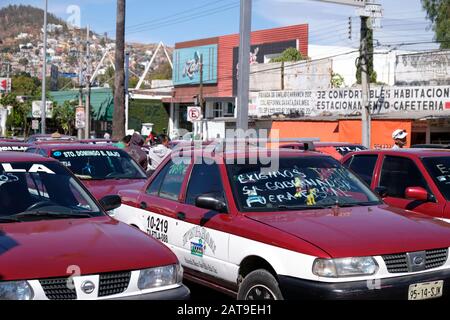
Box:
[186, 280, 234, 301]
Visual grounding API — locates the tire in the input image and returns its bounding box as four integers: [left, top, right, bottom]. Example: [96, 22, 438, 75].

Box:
[237, 269, 284, 300]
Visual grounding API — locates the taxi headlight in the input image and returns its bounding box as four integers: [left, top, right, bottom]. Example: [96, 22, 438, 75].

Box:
[138, 264, 183, 290]
[313, 257, 378, 278]
[0, 281, 34, 300]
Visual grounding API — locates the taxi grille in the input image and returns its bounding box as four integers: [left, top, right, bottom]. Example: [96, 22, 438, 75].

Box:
[40, 278, 77, 300]
[39, 271, 132, 300]
[383, 248, 448, 273]
[98, 271, 131, 297]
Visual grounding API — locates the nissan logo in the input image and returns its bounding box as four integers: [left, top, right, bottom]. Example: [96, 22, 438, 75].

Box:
[81, 281, 95, 294]
[413, 256, 425, 265]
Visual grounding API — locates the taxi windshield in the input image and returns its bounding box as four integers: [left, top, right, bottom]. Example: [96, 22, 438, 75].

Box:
[52, 149, 146, 180]
[227, 156, 380, 212]
[0, 162, 101, 221]
[422, 157, 450, 200]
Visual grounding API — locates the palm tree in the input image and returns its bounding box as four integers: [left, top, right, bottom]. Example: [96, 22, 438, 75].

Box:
[112, 0, 126, 139]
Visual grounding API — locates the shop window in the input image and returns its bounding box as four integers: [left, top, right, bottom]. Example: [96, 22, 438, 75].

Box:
[213, 102, 223, 118]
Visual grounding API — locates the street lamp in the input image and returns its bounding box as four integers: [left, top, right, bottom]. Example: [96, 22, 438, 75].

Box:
[41, 0, 48, 134]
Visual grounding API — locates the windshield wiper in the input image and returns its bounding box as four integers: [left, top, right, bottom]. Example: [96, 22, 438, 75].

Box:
[335, 201, 381, 208]
[13, 211, 93, 220]
[0, 216, 21, 223]
[276, 204, 333, 211]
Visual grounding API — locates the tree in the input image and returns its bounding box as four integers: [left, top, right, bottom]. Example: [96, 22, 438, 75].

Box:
[331, 72, 345, 88]
[19, 58, 29, 66]
[270, 48, 308, 63]
[113, 0, 126, 140]
[53, 100, 76, 135]
[150, 61, 173, 80]
[12, 74, 40, 96]
[422, 0, 450, 49]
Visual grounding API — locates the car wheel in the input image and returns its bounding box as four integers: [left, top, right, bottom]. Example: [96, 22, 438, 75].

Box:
[237, 269, 283, 300]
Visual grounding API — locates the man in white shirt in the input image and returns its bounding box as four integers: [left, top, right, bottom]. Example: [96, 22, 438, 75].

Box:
[392, 129, 408, 149]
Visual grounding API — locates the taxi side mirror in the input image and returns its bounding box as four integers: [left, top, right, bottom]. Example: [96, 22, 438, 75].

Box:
[195, 194, 228, 213]
[100, 195, 122, 212]
[405, 187, 430, 202]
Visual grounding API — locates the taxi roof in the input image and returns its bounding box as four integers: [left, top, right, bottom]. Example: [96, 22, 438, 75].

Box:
[0, 152, 56, 162]
[37, 143, 121, 151]
[347, 148, 450, 158]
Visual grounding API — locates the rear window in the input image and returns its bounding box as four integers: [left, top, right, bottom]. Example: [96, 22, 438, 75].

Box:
[52, 149, 146, 180]
[422, 157, 450, 200]
[334, 145, 367, 156]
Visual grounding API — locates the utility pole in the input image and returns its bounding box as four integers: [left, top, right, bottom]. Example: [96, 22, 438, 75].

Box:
[41, 0, 48, 134]
[236, 0, 252, 134]
[85, 25, 91, 139]
[360, 16, 371, 148]
[113, 0, 126, 140]
[124, 51, 130, 133]
[199, 54, 204, 139]
[78, 39, 84, 140]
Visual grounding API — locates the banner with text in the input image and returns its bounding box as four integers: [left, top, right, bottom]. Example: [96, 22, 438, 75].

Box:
[253, 85, 450, 117]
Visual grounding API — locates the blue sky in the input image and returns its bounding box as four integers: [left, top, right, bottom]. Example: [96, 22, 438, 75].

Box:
[2, 0, 436, 49]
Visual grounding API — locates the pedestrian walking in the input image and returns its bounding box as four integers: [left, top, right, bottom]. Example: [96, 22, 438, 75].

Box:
[148, 134, 171, 174]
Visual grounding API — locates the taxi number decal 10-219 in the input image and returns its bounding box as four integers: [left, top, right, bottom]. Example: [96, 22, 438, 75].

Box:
[147, 216, 169, 243]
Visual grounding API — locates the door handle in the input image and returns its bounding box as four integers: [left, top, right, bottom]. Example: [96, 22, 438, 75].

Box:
[177, 212, 186, 221]
[140, 202, 147, 209]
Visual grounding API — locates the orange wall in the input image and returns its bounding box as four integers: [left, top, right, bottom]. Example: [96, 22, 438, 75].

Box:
[271, 120, 413, 149]
[270, 121, 340, 142]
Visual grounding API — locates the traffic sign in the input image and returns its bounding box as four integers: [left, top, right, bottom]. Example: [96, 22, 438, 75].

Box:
[313, 0, 366, 7]
[32, 120, 40, 130]
[357, 3, 383, 18]
[0, 78, 11, 92]
[32, 101, 53, 118]
[187, 106, 202, 122]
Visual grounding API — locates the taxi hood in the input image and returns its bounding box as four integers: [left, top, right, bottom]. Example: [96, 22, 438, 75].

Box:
[82, 179, 147, 200]
[245, 205, 450, 258]
[0, 216, 177, 281]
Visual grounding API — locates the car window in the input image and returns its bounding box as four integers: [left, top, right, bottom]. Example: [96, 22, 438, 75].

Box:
[334, 145, 367, 156]
[38, 149, 48, 157]
[146, 160, 172, 196]
[158, 158, 190, 201]
[346, 155, 378, 186]
[185, 162, 224, 205]
[379, 156, 428, 198]
[422, 157, 450, 201]
[25, 148, 36, 154]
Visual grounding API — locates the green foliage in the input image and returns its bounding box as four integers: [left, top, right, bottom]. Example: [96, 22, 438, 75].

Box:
[421, 0, 450, 49]
[331, 73, 345, 88]
[128, 99, 169, 134]
[270, 48, 308, 63]
[53, 100, 76, 135]
[150, 62, 173, 81]
[12, 74, 40, 96]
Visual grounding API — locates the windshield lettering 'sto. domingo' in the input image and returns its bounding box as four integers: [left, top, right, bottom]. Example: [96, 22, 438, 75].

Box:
[52, 149, 146, 180]
[227, 157, 380, 212]
[0, 162, 101, 221]
[423, 157, 450, 200]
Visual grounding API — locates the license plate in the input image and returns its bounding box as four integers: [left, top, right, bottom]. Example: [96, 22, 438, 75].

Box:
[408, 281, 444, 300]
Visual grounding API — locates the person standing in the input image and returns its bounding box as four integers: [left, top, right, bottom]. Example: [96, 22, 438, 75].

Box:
[125, 133, 148, 171]
[392, 129, 408, 149]
[148, 134, 171, 174]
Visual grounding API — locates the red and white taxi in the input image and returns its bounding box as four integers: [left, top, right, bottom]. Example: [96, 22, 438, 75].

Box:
[114, 147, 450, 300]
[0, 152, 189, 300]
[26, 143, 147, 200]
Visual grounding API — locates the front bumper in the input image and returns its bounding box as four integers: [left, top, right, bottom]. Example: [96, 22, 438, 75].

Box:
[106, 284, 190, 300]
[279, 269, 450, 300]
